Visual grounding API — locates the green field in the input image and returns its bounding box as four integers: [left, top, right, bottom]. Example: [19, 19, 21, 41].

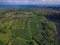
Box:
[0, 9, 57, 45]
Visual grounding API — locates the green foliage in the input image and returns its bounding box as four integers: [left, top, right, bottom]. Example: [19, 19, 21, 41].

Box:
[0, 9, 57, 45]
[0, 40, 5, 45]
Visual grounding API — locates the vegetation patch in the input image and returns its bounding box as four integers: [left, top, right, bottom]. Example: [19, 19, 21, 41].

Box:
[0, 9, 57, 45]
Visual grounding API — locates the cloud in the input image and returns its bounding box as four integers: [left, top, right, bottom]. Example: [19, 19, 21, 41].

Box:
[40, 0, 60, 4]
[0, 0, 60, 5]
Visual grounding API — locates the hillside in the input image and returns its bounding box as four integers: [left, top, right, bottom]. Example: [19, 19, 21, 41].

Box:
[0, 8, 57, 45]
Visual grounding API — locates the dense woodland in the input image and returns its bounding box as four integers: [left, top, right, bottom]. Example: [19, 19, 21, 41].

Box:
[0, 8, 58, 45]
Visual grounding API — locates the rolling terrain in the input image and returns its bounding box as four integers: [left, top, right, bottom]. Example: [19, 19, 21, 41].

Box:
[0, 8, 59, 45]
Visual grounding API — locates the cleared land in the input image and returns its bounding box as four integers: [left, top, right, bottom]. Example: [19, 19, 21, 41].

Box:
[0, 8, 57, 45]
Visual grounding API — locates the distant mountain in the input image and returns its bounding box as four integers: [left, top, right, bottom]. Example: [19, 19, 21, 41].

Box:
[0, 5, 60, 8]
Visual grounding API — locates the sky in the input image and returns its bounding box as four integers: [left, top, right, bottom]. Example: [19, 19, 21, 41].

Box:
[0, 0, 60, 5]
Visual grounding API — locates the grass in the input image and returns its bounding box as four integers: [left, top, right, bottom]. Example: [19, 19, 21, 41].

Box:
[14, 19, 25, 29]
[11, 38, 29, 45]
[0, 8, 57, 45]
[14, 29, 32, 40]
